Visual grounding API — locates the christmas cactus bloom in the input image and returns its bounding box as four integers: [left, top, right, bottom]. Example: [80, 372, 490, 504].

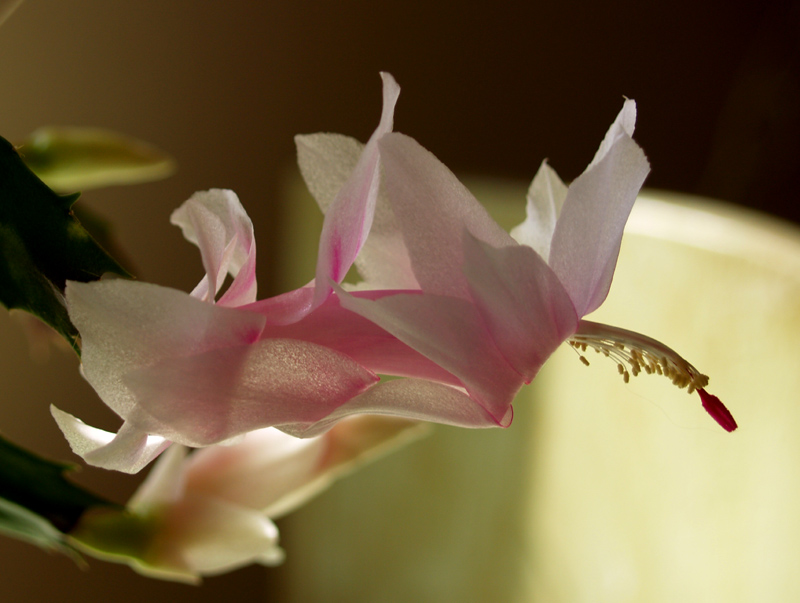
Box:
[50, 73, 402, 472]
[53, 75, 733, 478]
[69, 416, 426, 582]
[335, 100, 736, 432]
[51, 73, 487, 473]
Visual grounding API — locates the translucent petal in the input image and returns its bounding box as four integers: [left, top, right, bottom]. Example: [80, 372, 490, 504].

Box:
[185, 428, 327, 512]
[256, 292, 462, 387]
[378, 133, 516, 298]
[124, 337, 379, 446]
[150, 492, 280, 579]
[588, 98, 637, 169]
[50, 406, 169, 474]
[66, 279, 267, 419]
[277, 378, 507, 438]
[461, 231, 579, 380]
[170, 189, 257, 307]
[509, 161, 568, 262]
[127, 444, 189, 512]
[335, 285, 522, 424]
[549, 132, 649, 316]
[312, 73, 400, 305]
[296, 133, 417, 288]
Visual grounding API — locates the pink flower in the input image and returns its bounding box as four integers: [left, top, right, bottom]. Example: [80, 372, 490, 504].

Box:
[53, 75, 734, 478]
[335, 100, 736, 432]
[51, 74, 488, 474]
[69, 415, 426, 582]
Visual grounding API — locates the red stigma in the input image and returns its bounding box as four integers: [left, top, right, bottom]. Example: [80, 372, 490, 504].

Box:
[698, 389, 737, 432]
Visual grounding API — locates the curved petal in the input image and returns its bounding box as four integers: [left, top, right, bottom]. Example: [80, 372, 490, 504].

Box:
[185, 428, 327, 512]
[141, 491, 281, 581]
[335, 285, 522, 424]
[244, 285, 315, 326]
[128, 447, 283, 578]
[311, 72, 401, 306]
[66, 279, 267, 419]
[296, 133, 364, 215]
[256, 292, 463, 387]
[588, 98, 637, 169]
[549, 129, 649, 316]
[461, 231, 579, 381]
[127, 444, 188, 513]
[378, 133, 516, 298]
[277, 378, 508, 438]
[296, 132, 418, 289]
[50, 406, 169, 473]
[509, 160, 568, 262]
[124, 338, 380, 447]
[170, 189, 257, 307]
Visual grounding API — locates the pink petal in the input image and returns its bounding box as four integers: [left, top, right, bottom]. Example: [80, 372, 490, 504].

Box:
[185, 428, 327, 513]
[256, 292, 463, 387]
[296, 132, 418, 289]
[378, 133, 516, 298]
[170, 189, 257, 307]
[335, 285, 522, 424]
[244, 285, 316, 326]
[312, 73, 400, 306]
[67, 279, 267, 419]
[549, 120, 650, 316]
[461, 231, 579, 381]
[276, 378, 508, 438]
[124, 337, 380, 447]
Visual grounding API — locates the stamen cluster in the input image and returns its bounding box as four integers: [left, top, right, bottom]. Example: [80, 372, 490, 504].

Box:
[568, 320, 709, 394]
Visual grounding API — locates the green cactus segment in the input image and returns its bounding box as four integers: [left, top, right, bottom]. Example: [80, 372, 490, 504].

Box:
[0, 434, 119, 556]
[19, 127, 175, 192]
[0, 135, 130, 353]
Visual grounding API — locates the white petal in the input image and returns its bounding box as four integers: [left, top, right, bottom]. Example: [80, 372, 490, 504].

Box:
[127, 444, 189, 512]
[185, 428, 326, 511]
[588, 98, 638, 169]
[549, 129, 650, 316]
[170, 189, 257, 307]
[509, 161, 568, 262]
[165, 494, 280, 577]
[66, 279, 267, 420]
[129, 492, 281, 580]
[378, 133, 516, 298]
[311, 73, 401, 305]
[50, 406, 169, 473]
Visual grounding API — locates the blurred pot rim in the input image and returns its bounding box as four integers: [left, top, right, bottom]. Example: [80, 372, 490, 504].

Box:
[632, 189, 800, 278]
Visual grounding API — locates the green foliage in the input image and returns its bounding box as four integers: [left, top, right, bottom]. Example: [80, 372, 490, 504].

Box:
[19, 126, 175, 192]
[0, 128, 177, 564]
[0, 433, 118, 556]
[0, 135, 130, 352]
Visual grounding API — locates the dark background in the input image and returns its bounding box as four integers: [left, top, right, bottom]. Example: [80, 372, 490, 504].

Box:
[0, 0, 797, 600]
